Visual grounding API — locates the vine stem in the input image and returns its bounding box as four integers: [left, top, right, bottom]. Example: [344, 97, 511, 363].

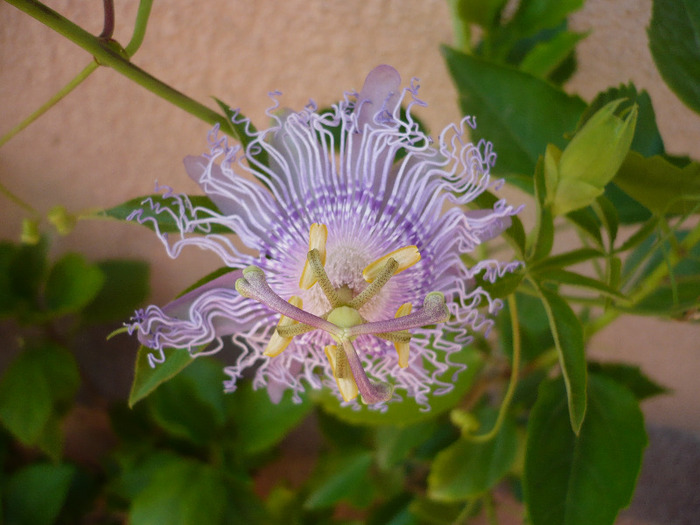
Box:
[0, 62, 98, 149]
[1, 0, 156, 217]
[4, 0, 230, 130]
[587, 218, 700, 336]
[465, 293, 521, 444]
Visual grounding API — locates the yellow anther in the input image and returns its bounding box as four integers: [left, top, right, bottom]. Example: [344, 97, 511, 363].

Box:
[299, 223, 328, 290]
[324, 344, 359, 402]
[394, 302, 412, 368]
[264, 296, 303, 357]
[362, 246, 421, 283]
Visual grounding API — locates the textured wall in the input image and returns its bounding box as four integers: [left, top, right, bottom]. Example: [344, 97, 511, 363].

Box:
[1, 0, 698, 432]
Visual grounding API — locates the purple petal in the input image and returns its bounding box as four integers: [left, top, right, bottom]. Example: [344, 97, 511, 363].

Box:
[132, 270, 272, 351]
[355, 65, 402, 129]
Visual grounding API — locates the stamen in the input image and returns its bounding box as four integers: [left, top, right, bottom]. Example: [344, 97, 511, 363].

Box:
[276, 322, 316, 338]
[236, 266, 342, 337]
[299, 223, 328, 290]
[324, 344, 358, 402]
[307, 249, 342, 307]
[264, 296, 303, 357]
[362, 246, 421, 283]
[348, 258, 399, 309]
[347, 292, 450, 337]
[341, 340, 393, 404]
[393, 303, 412, 368]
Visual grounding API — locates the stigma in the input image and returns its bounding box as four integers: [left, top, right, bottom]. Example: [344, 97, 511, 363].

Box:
[235, 224, 450, 405]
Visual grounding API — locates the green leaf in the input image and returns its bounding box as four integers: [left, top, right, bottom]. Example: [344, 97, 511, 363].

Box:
[45, 253, 104, 315]
[614, 152, 700, 215]
[588, 362, 668, 400]
[509, 0, 585, 37]
[534, 287, 587, 433]
[648, 0, 700, 114]
[375, 421, 438, 470]
[0, 343, 79, 447]
[566, 208, 604, 248]
[128, 346, 195, 407]
[535, 269, 625, 300]
[227, 381, 312, 456]
[130, 458, 227, 525]
[524, 375, 647, 525]
[82, 259, 149, 323]
[629, 274, 700, 317]
[443, 46, 585, 177]
[455, 0, 509, 29]
[5, 463, 76, 525]
[101, 194, 230, 234]
[147, 358, 226, 444]
[520, 30, 587, 78]
[529, 248, 605, 273]
[428, 408, 518, 501]
[304, 450, 374, 510]
[316, 346, 482, 426]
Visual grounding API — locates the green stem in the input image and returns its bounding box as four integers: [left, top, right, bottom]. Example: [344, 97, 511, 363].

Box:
[465, 293, 520, 444]
[0, 62, 98, 149]
[452, 498, 477, 525]
[587, 219, 700, 336]
[1, 0, 153, 150]
[0, 181, 38, 216]
[5, 0, 229, 130]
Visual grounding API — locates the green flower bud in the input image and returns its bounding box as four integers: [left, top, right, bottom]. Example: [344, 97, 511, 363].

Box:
[546, 99, 637, 216]
[47, 205, 76, 235]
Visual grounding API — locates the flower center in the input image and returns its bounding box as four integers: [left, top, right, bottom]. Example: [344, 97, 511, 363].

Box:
[234, 223, 449, 405]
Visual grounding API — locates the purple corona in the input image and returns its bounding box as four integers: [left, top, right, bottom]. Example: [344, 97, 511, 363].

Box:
[129, 65, 520, 409]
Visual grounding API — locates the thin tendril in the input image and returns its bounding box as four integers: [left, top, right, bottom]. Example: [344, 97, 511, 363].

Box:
[99, 0, 115, 39]
[465, 293, 520, 443]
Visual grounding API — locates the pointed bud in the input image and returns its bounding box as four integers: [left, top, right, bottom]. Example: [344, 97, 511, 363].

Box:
[546, 99, 637, 216]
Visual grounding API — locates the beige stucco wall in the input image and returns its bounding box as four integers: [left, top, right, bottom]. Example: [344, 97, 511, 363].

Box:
[1, 1, 698, 432]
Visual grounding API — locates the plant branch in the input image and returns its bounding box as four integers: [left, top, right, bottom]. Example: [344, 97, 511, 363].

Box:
[5, 0, 230, 130]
